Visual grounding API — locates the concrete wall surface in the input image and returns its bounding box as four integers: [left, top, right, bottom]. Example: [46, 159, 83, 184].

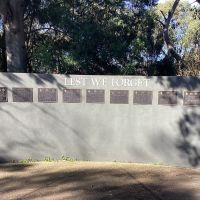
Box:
[0, 73, 200, 167]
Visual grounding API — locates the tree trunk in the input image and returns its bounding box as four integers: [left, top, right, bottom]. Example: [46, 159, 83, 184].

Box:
[0, 0, 27, 72]
[1, 25, 7, 72]
[163, 0, 181, 62]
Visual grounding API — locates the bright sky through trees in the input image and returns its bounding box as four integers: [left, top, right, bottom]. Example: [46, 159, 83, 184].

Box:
[159, 0, 199, 5]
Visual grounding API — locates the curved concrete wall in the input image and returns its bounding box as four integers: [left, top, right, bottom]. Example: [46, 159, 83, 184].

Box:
[0, 73, 200, 167]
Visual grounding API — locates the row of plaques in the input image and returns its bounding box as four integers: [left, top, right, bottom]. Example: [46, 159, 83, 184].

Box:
[0, 88, 200, 105]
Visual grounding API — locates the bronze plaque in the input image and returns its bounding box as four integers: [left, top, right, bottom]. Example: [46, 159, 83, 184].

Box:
[184, 92, 200, 106]
[0, 87, 8, 102]
[110, 90, 129, 104]
[86, 89, 105, 103]
[158, 91, 177, 105]
[38, 88, 57, 103]
[12, 88, 33, 102]
[63, 89, 82, 103]
[134, 91, 153, 105]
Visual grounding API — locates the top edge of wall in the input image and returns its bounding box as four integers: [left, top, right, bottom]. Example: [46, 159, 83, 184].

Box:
[1, 72, 200, 78]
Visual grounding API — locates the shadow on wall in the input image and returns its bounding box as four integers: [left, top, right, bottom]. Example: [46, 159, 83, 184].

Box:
[0, 164, 200, 200]
[0, 72, 70, 89]
[28, 73, 69, 89]
[0, 73, 94, 163]
[155, 76, 200, 90]
[177, 109, 200, 167]
[154, 77, 200, 167]
[0, 74, 200, 167]
[0, 103, 95, 163]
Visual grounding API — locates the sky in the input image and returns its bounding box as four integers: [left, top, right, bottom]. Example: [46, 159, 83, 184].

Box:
[159, 0, 197, 3]
[158, 0, 199, 7]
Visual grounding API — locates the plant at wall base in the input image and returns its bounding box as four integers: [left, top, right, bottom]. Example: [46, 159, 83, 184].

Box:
[19, 158, 36, 164]
[61, 155, 77, 162]
[44, 156, 55, 162]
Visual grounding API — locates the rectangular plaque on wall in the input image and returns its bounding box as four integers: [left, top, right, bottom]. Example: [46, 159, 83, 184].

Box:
[38, 88, 57, 103]
[184, 92, 200, 106]
[110, 90, 129, 104]
[12, 88, 33, 102]
[86, 89, 105, 103]
[0, 87, 8, 102]
[133, 91, 153, 105]
[63, 89, 82, 103]
[158, 91, 178, 105]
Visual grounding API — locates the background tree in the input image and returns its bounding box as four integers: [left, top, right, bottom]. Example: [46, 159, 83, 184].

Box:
[0, 0, 199, 75]
[25, 0, 159, 75]
[155, 0, 200, 75]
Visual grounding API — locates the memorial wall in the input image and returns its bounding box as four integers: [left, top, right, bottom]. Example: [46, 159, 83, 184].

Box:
[0, 73, 200, 167]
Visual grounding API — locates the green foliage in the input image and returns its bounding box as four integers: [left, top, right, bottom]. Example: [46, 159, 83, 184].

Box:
[19, 158, 36, 164]
[24, 0, 160, 75]
[0, 0, 199, 75]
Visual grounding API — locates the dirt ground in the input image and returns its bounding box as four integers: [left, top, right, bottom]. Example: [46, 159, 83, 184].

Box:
[0, 161, 200, 200]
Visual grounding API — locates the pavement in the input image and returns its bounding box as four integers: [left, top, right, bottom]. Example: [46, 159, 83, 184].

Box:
[0, 161, 200, 200]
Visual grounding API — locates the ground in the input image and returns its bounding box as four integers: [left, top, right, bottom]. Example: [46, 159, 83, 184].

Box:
[0, 161, 200, 200]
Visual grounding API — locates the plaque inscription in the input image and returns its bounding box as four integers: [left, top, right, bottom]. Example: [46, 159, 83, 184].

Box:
[13, 88, 33, 102]
[63, 89, 82, 103]
[86, 90, 105, 103]
[158, 91, 177, 105]
[134, 91, 153, 105]
[0, 87, 8, 102]
[38, 88, 57, 103]
[110, 90, 129, 104]
[184, 92, 200, 106]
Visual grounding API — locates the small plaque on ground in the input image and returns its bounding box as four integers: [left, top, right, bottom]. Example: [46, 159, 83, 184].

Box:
[133, 91, 153, 105]
[158, 91, 178, 105]
[110, 90, 129, 104]
[184, 92, 200, 106]
[63, 89, 82, 103]
[86, 90, 105, 103]
[38, 88, 57, 103]
[13, 88, 33, 102]
[0, 87, 8, 102]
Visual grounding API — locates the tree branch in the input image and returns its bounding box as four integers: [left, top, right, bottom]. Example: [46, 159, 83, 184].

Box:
[166, 0, 180, 27]
[155, 18, 165, 27]
[160, 10, 167, 22]
[161, 0, 184, 65]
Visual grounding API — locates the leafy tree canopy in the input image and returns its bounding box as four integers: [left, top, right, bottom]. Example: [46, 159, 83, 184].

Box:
[0, 0, 199, 75]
